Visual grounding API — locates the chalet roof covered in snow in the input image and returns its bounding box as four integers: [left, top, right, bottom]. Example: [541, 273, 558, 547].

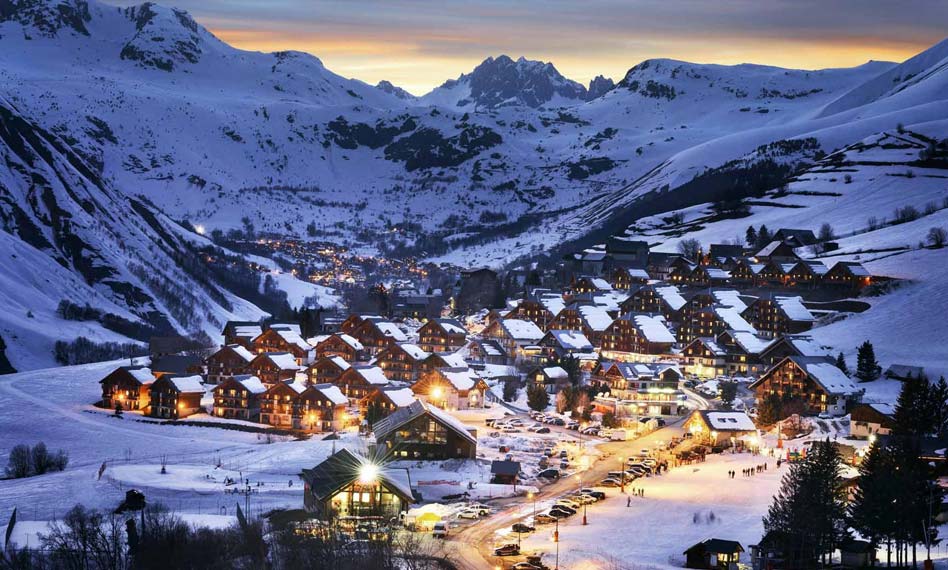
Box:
[655, 285, 687, 311]
[501, 319, 544, 341]
[756, 240, 790, 258]
[126, 366, 156, 385]
[328, 356, 351, 371]
[712, 290, 747, 312]
[547, 329, 594, 351]
[698, 410, 757, 432]
[727, 331, 772, 355]
[228, 344, 255, 363]
[310, 383, 348, 405]
[590, 277, 612, 290]
[398, 343, 430, 361]
[379, 386, 418, 407]
[632, 315, 676, 344]
[578, 305, 613, 331]
[434, 318, 467, 336]
[233, 375, 267, 394]
[265, 352, 302, 371]
[373, 400, 476, 444]
[440, 367, 481, 391]
[775, 296, 816, 322]
[375, 321, 408, 342]
[691, 337, 727, 356]
[713, 307, 757, 333]
[791, 357, 858, 395]
[301, 449, 414, 503]
[705, 268, 731, 279]
[542, 366, 569, 380]
[539, 294, 566, 316]
[233, 325, 263, 340]
[275, 328, 311, 352]
[354, 365, 390, 385]
[168, 375, 205, 393]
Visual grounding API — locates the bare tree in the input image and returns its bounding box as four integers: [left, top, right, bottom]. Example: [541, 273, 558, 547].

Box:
[928, 227, 947, 248]
[677, 238, 702, 262]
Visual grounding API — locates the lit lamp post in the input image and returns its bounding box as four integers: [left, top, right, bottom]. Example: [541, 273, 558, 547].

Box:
[553, 517, 560, 570]
[619, 456, 625, 493]
[575, 473, 587, 526]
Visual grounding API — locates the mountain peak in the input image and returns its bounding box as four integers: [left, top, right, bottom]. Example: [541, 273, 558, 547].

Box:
[376, 80, 416, 100]
[425, 54, 587, 109]
[0, 0, 92, 37]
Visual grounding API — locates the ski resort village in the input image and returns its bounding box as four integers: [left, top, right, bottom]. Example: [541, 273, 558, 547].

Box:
[1, 1, 948, 569]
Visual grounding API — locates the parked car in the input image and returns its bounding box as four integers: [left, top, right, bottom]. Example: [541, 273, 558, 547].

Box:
[534, 513, 557, 524]
[559, 460, 570, 470]
[555, 499, 580, 510]
[558, 450, 569, 459]
[467, 504, 491, 516]
[432, 521, 448, 538]
[566, 421, 580, 430]
[494, 544, 520, 557]
[570, 494, 596, 505]
[551, 418, 566, 426]
[655, 418, 666, 427]
[511, 563, 541, 570]
[549, 506, 574, 518]
[537, 469, 560, 480]
[599, 477, 621, 487]
[457, 509, 480, 520]
[538, 457, 549, 469]
[512, 523, 536, 533]
[534, 426, 551, 434]
[580, 489, 605, 500]
[543, 447, 554, 457]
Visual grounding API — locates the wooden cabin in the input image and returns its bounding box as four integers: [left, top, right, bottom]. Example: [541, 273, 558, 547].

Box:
[351, 318, 407, 357]
[741, 297, 816, 338]
[298, 383, 349, 432]
[684, 538, 744, 570]
[754, 241, 800, 263]
[482, 318, 544, 363]
[335, 365, 390, 403]
[375, 343, 430, 383]
[465, 339, 508, 365]
[504, 299, 555, 329]
[822, 261, 872, 290]
[246, 352, 302, 387]
[784, 260, 828, 288]
[682, 337, 728, 379]
[850, 403, 895, 440]
[204, 344, 254, 384]
[212, 375, 266, 421]
[684, 410, 757, 445]
[417, 318, 467, 354]
[529, 366, 570, 394]
[611, 267, 650, 290]
[149, 375, 205, 419]
[222, 321, 262, 350]
[601, 313, 676, 356]
[305, 355, 351, 386]
[313, 333, 364, 362]
[360, 386, 418, 423]
[621, 284, 686, 323]
[411, 368, 489, 410]
[301, 449, 413, 520]
[714, 330, 773, 376]
[373, 400, 477, 459]
[100, 365, 155, 412]
[750, 356, 859, 416]
[259, 380, 307, 428]
[252, 327, 312, 365]
[538, 329, 595, 360]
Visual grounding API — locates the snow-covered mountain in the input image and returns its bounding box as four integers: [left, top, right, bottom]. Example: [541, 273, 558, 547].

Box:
[1, 0, 947, 370]
[420, 55, 590, 109]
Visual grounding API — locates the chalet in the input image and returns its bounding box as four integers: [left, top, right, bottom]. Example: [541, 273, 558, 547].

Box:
[684, 538, 744, 570]
[298, 383, 349, 432]
[391, 288, 442, 320]
[605, 237, 650, 268]
[222, 321, 263, 350]
[622, 284, 687, 322]
[417, 318, 467, 353]
[305, 355, 351, 385]
[678, 303, 755, 345]
[773, 228, 817, 247]
[212, 375, 266, 421]
[457, 268, 502, 311]
[339, 314, 370, 334]
[483, 318, 544, 363]
[729, 259, 765, 288]
[757, 334, 828, 368]
[538, 329, 595, 361]
[149, 375, 205, 419]
[714, 330, 773, 376]
[100, 365, 155, 412]
[491, 460, 521, 485]
[301, 448, 414, 520]
[259, 380, 307, 428]
[465, 339, 508, 365]
[755, 260, 787, 287]
[373, 399, 477, 459]
[646, 252, 687, 280]
[784, 260, 829, 288]
[361, 386, 418, 423]
[411, 368, 489, 410]
[684, 410, 757, 445]
[754, 241, 800, 263]
[504, 299, 555, 328]
[598, 361, 684, 415]
[376, 343, 430, 383]
[671, 265, 731, 288]
[577, 305, 614, 346]
[547, 306, 586, 333]
[252, 327, 313, 365]
[336, 365, 390, 402]
[884, 364, 925, 381]
[529, 366, 570, 394]
[711, 290, 750, 313]
[246, 352, 302, 387]
[682, 338, 728, 378]
[204, 344, 254, 384]
[750, 356, 859, 416]
[574, 249, 608, 275]
[351, 317, 408, 356]
[601, 313, 676, 357]
[313, 333, 364, 362]
[741, 296, 816, 337]
[850, 403, 895, 439]
[421, 350, 469, 373]
[571, 275, 613, 295]
[610, 267, 650, 290]
[822, 261, 872, 290]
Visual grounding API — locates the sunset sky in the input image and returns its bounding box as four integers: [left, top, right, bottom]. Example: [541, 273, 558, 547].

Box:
[108, 0, 948, 95]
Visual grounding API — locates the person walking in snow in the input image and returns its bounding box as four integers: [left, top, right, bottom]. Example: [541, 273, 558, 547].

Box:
[627, 497, 631, 507]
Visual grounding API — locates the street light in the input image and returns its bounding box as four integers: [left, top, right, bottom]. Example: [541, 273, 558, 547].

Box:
[358, 462, 379, 484]
[619, 456, 625, 493]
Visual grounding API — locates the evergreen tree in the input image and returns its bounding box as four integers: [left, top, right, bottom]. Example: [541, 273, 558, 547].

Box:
[114, 402, 123, 418]
[834, 352, 849, 375]
[745, 225, 758, 247]
[526, 384, 550, 412]
[557, 355, 582, 387]
[763, 440, 846, 568]
[855, 340, 881, 382]
[930, 376, 948, 438]
[502, 379, 518, 402]
[719, 381, 738, 409]
[757, 393, 783, 426]
[757, 224, 772, 248]
[849, 442, 897, 559]
[893, 374, 935, 437]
